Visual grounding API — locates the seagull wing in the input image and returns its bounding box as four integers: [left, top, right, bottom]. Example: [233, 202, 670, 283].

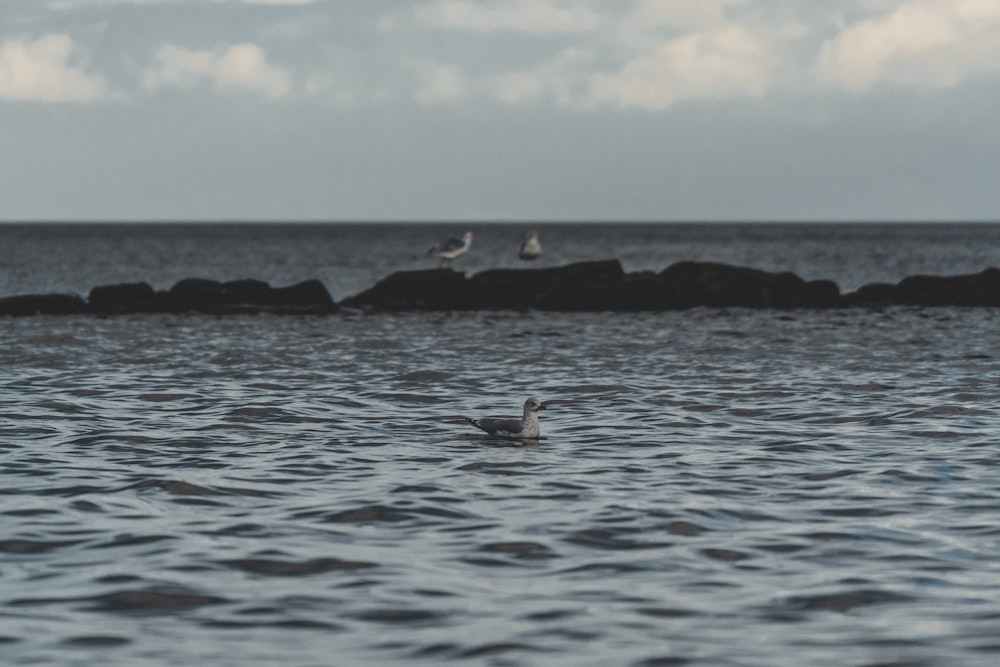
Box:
[439, 237, 465, 252]
[467, 417, 523, 436]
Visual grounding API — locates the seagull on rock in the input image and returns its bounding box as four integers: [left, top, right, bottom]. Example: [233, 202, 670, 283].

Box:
[428, 231, 473, 268]
[466, 397, 547, 439]
[519, 231, 541, 261]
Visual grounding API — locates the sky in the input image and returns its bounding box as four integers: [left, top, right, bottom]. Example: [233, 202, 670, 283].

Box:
[1, 0, 1000, 222]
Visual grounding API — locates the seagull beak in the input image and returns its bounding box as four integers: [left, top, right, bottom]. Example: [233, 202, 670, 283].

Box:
[539, 401, 550, 410]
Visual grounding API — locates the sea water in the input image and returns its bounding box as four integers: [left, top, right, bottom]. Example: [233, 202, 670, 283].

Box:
[3, 223, 1000, 666]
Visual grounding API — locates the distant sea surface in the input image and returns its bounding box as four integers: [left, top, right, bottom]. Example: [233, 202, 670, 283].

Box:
[4, 222, 1000, 666]
[6, 221, 1000, 298]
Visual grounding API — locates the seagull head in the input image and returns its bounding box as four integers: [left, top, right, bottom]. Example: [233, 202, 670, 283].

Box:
[524, 397, 545, 413]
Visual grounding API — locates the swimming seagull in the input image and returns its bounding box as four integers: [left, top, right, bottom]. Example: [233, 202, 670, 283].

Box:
[519, 231, 541, 261]
[465, 397, 547, 439]
[428, 231, 473, 268]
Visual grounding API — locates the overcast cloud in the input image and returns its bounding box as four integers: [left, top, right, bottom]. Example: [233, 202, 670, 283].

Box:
[1, 0, 999, 220]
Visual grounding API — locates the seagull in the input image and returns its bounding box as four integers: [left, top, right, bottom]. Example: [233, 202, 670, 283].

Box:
[519, 231, 541, 261]
[428, 231, 473, 268]
[465, 397, 547, 439]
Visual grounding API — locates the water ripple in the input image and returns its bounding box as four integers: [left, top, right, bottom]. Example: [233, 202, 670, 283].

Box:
[3, 309, 1000, 665]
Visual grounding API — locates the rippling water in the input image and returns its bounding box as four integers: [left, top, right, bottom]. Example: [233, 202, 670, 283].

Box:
[5, 305, 1000, 666]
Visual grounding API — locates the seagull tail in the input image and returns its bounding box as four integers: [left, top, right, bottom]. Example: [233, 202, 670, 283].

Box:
[464, 417, 487, 433]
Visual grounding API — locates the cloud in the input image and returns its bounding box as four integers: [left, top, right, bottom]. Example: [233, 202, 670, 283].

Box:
[587, 25, 771, 110]
[815, 0, 1000, 91]
[413, 0, 601, 34]
[0, 34, 110, 102]
[397, 1, 781, 110]
[142, 43, 292, 98]
[492, 48, 592, 107]
[411, 61, 466, 105]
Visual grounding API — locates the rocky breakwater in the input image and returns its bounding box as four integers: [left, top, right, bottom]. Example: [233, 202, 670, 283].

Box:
[6, 261, 1000, 316]
[340, 260, 843, 311]
[0, 278, 337, 316]
[342, 261, 1000, 311]
[844, 267, 1000, 307]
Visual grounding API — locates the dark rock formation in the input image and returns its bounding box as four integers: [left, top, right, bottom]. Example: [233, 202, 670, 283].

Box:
[845, 268, 1000, 307]
[339, 269, 468, 311]
[342, 259, 844, 312]
[894, 268, 1000, 306]
[3, 278, 335, 316]
[88, 282, 158, 314]
[472, 259, 625, 310]
[7, 261, 1000, 316]
[341, 260, 632, 311]
[84, 278, 337, 315]
[165, 278, 336, 314]
[0, 293, 87, 316]
[658, 262, 843, 309]
[844, 282, 896, 306]
[471, 260, 635, 311]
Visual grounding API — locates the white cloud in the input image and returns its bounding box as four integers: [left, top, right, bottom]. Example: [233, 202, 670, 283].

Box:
[815, 0, 1000, 91]
[396, 1, 788, 110]
[142, 43, 292, 98]
[0, 34, 109, 102]
[390, 2, 784, 111]
[412, 61, 466, 105]
[587, 25, 771, 110]
[492, 48, 592, 107]
[413, 0, 601, 34]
